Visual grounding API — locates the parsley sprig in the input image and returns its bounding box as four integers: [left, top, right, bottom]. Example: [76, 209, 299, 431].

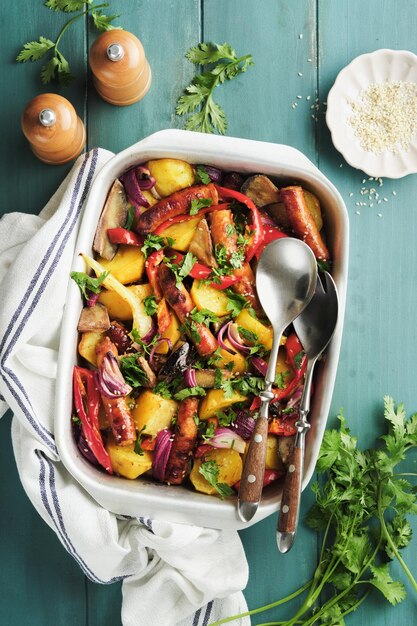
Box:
[70, 270, 108, 300]
[17, 1, 121, 84]
[213, 397, 417, 626]
[176, 42, 254, 135]
[199, 460, 234, 499]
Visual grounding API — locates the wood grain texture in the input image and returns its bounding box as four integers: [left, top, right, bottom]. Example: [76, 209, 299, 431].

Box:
[2, 0, 417, 625]
[238, 416, 269, 505]
[277, 445, 303, 534]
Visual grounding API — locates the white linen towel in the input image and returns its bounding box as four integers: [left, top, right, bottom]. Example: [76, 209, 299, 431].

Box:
[0, 148, 250, 626]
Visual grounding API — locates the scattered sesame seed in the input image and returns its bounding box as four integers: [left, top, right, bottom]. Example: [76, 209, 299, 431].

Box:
[306, 95, 311, 100]
[362, 179, 366, 183]
[340, 163, 343, 168]
[378, 199, 382, 204]
[291, 103, 296, 109]
[298, 72, 303, 77]
[307, 58, 312, 62]
[349, 192, 354, 197]
[355, 210, 361, 215]
[355, 202, 360, 206]
[383, 197, 388, 202]
[370, 203, 373, 207]
[377, 213, 383, 217]
[392, 190, 397, 196]
[299, 33, 303, 39]
[296, 95, 302, 99]
[369, 177, 374, 180]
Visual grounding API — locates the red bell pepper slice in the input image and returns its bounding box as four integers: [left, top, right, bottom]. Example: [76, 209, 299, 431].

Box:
[73, 367, 113, 474]
[107, 228, 143, 247]
[154, 203, 231, 236]
[145, 249, 166, 300]
[268, 416, 298, 436]
[250, 333, 307, 410]
[255, 226, 287, 259]
[165, 250, 240, 290]
[215, 185, 265, 262]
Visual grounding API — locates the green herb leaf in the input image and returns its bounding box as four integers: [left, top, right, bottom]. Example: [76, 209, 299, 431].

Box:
[45, 0, 89, 11]
[70, 271, 108, 300]
[165, 252, 197, 288]
[194, 166, 211, 185]
[92, 9, 120, 31]
[189, 197, 213, 216]
[134, 426, 147, 456]
[198, 460, 234, 498]
[369, 564, 406, 605]
[141, 234, 174, 258]
[189, 307, 219, 326]
[225, 289, 250, 317]
[16, 37, 55, 62]
[173, 386, 206, 401]
[176, 42, 254, 135]
[125, 205, 135, 231]
[143, 295, 158, 317]
[119, 355, 148, 389]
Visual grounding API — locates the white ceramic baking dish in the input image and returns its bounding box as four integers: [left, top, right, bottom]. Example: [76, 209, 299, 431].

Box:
[55, 129, 349, 530]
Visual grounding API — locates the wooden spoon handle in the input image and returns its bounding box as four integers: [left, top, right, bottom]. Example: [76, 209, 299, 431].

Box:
[237, 415, 269, 522]
[276, 435, 305, 552]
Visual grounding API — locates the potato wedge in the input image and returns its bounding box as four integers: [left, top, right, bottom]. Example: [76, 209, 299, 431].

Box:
[190, 280, 230, 317]
[78, 331, 105, 366]
[266, 435, 286, 471]
[303, 190, 323, 231]
[106, 437, 153, 479]
[97, 284, 152, 321]
[146, 159, 195, 197]
[132, 390, 178, 436]
[159, 216, 201, 251]
[236, 309, 274, 351]
[97, 245, 145, 285]
[216, 340, 247, 374]
[155, 310, 181, 354]
[199, 388, 247, 420]
[190, 448, 242, 495]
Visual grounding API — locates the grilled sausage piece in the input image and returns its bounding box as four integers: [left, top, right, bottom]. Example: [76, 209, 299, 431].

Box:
[280, 186, 330, 261]
[136, 183, 219, 234]
[165, 397, 199, 484]
[157, 264, 218, 357]
[210, 209, 262, 314]
[95, 336, 137, 446]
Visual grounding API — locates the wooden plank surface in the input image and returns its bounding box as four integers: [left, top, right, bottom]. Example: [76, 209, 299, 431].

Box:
[1, 0, 417, 625]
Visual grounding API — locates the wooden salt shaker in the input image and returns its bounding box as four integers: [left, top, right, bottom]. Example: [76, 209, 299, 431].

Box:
[89, 29, 152, 106]
[22, 94, 86, 165]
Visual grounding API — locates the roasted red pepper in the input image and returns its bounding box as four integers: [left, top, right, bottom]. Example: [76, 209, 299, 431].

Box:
[268, 416, 298, 436]
[165, 250, 240, 290]
[255, 226, 287, 259]
[73, 367, 112, 474]
[145, 249, 166, 300]
[154, 203, 230, 236]
[250, 333, 307, 411]
[107, 228, 143, 247]
[215, 185, 264, 261]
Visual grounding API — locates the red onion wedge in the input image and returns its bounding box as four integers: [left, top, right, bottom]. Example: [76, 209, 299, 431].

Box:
[97, 352, 132, 398]
[217, 322, 237, 353]
[86, 291, 100, 308]
[197, 165, 223, 184]
[227, 323, 251, 355]
[140, 316, 158, 344]
[185, 367, 197, 387]
[121, 169, 150, 210]
[135, 166, 156, 190]
[153, 429, 173, 481]
[206, 427, 246, 454]
[251, 356, 268, 376]
[232, 412, 256, 440]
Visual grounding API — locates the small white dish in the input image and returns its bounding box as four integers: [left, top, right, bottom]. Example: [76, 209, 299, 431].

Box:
[326, 49, 417, 178]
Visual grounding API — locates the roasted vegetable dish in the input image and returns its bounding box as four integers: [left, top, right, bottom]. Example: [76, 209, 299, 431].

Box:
[71, 158, 330, 498]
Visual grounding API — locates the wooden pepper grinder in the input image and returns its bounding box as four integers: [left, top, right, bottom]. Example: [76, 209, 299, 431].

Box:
[22, 94, 86, 165]
[89, 29, 152, 106]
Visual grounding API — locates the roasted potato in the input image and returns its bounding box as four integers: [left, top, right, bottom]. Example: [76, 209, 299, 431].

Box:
[155, 309, 181, 354]
[97, 284, 152, 321]
[97, 245, 145, 284]
[146, 159, 195, 197]
[78, 331, 105, 366]
[235, 309, 274, 351]
[266, 435, 286, 471]
[190, 280, 230, 317]
[158, 216, 201, 251]
[132, 390, 178, 436]
[199, 388, 247, 420]
[106, 437, 153, 479]
[190, 448, 243, 495]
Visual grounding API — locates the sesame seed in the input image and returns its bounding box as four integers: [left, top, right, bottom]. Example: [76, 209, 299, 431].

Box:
[298, 72, 303, 77]
[392, 190, 397, 196]
[383, 197, 388, 202]
[355, 202, 360, 206]
[306, 95, 311, 100]
[349, 192, 354, 197]
[377, 213, 383, 217]
[296, 95, 302, 99]
[299, 33, 303, 39]
[362, 179, 366, 183]
[348, 81, 417, 154]
[340, 163, 343, 168]
[356, 210, 361, 215]
[307, 58, 312, 62]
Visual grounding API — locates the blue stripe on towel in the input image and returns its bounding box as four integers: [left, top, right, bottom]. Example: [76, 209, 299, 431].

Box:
[37, 450, 131, 584]
[0, 151, 97, 449]
[202, 601, 214, 626]
[192, 608, 202, 625]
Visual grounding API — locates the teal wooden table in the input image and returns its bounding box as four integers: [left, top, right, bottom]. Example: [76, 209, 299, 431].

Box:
[2, 1, 417, 624]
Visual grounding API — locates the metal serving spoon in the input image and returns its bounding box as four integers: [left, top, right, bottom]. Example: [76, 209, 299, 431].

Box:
[277, 271, 339, 552]
[238, 238, 317, 523]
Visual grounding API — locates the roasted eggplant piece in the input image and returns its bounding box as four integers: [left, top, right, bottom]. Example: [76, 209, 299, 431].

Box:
[93, 179, 128, 261]
[159, 342, 198, 381]
[241, 174, 280, 207]
[188, 218, 218, 267]
[136, 356, 157, 388]
[77, 303, 110, 333]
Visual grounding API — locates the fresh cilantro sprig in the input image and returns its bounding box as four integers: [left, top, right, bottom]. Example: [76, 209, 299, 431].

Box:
[213, 397, 417, 626]
[164, 252, 197, 288]
[199, 460, 234, 499]
[189, 197, 213, 216]
[141, 234, 175, 258]
[173, 386, 206, 401]
[119, 355, 148, 389]
[189, 307, 219, 326]
[70, 270, 108, 300]
[17, 1, 121, 84]
[176, 42, 254, 135]
[143, 295, 158, 317]
[194, 166, 211, 185]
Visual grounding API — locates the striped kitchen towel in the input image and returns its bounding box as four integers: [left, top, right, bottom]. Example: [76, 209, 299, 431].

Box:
[0, 148, 250, 626]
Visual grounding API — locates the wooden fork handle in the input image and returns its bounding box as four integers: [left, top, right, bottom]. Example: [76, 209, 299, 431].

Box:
[237, 416, 269, 522]
[276, 437, 305, 552]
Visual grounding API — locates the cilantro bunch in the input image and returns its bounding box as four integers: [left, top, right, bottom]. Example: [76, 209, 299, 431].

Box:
[211, 397, 417, 626]
[17, 0, 121, 84]
[176, 42, 254, 134]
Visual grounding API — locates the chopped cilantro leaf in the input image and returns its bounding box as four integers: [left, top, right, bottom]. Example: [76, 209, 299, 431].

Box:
[173, 386, 206, 401]
[189, 307, 219, 326]
[225, 289, 251, 317]
[70, 271, 108, 300]
[198, 460, 234, 499]
[294, 350, 305, 370]
[134, 426, 147, 456]
[141, 234, 175, 258]
[194, 165, 211, 185]
[124, 204, 136, 231]
[119, 355, 148, 388]
[189, 197, 213, 216]
[143, 295, 158, 316]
